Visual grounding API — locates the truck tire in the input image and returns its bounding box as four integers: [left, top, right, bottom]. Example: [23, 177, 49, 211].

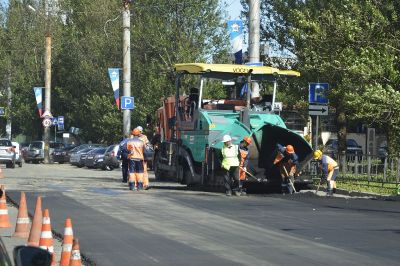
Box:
[177, 163, 192, 185]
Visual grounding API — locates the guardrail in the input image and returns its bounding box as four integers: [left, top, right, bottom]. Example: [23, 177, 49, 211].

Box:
[302, 153, 400, 195]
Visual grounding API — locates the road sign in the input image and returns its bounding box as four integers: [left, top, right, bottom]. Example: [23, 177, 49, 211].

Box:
[40, 110, 53, 118]
[58, 116, 64, 131]
[309, 104, 328, 116]
[52, 117, 58, 125]
[42, 118, 52, 127]
[309, 83, 329, 104]
[264, 102, 283, 112]
[0, 107, 5, 116]
[121, 96, 134, 110]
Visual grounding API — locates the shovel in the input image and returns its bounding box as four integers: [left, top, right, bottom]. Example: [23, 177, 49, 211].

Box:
[282, 166, 297, 193]
[240, 167, 262, 182]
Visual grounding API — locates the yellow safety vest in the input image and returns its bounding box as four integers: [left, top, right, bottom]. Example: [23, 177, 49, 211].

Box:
[221, 145, 239, 170]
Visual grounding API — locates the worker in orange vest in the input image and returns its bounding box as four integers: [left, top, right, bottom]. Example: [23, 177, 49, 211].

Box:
[238, 136, 252, 196]
[127, 128, 145, 191]
[273, 144, 299, 194]
[136, 126, 151, 190]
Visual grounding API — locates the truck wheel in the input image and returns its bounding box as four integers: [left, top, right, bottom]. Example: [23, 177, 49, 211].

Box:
[18, 162, 22, 167]
[177, 163, 192, 185]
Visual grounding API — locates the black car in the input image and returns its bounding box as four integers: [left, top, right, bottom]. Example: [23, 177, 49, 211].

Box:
[84, 147, 107, 168]
[324, 139, 363, 160]
[52, 145, 77, 164]
[69, 144, 105, 165]
[76, 148, 96, 168]
[103, 144, 120, 170]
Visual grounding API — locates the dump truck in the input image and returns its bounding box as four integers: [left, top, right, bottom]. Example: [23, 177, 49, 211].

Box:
[154, 63, 313, 190]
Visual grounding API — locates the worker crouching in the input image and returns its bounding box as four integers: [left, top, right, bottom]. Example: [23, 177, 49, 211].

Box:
[127, 128, 146, 191]
[274, 144, 299, 194]
[314, 150, 339, 196]
[221, 135, 240, 196]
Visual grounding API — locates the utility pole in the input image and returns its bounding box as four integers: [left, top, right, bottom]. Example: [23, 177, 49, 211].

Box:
[43, 0, 52, 163]
[6, 72, 11, 140]
[122, 1, 131, 136]
[248, 0, 261, 99]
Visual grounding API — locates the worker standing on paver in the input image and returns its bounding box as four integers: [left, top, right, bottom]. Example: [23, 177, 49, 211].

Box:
[238, 136, 252, 196]
[117, 134, 131, 183]
[127, 129, 145, 191]
[313, 150, 339, 196]
[136, 126, 151, 190]
[221, 135, 240, 196]
[273, 144, 299, 194]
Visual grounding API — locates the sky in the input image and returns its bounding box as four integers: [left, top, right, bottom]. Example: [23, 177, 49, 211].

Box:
[223, 0, 243, 20]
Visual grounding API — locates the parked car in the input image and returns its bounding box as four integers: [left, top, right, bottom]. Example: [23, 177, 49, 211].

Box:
[25, 141, 65, 163]
[103, 144, 120, 170]
[324, 138, 363, 160]
[11, 142, 23, 167]
[70, 148, 93, 166]
[84, 147, 107, 168]
[52, 145, 77, 164]
[20, 142, 30, 161]
[0, 139, 16, 168]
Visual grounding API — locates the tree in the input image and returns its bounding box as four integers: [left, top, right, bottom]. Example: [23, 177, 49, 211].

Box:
[258, 0, 400, 154]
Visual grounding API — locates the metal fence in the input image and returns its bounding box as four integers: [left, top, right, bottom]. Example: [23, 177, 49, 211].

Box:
[303, 153, 400, 192]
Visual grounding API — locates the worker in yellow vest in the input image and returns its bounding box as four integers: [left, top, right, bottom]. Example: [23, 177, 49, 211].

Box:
[221, 135, 240, 196]
[314, 150, 339, 196]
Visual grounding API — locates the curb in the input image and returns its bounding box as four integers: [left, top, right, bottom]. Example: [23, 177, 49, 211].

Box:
[311, 185, 400, 201]
[6, 194, 98, 266]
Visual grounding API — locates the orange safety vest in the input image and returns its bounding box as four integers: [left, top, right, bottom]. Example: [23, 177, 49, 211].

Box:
[239, 149, 249, 181]
[139, 134, 149, 146]
[127, 137, 145, 160]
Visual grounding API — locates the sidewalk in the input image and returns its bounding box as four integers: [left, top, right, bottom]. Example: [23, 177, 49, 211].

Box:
[0, 201, 64, 265]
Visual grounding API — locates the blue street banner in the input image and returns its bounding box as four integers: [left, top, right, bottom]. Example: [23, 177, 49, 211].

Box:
[33, 87, 43, 117]
[227, 20, 243, 64]
[108, 68, 120, 109]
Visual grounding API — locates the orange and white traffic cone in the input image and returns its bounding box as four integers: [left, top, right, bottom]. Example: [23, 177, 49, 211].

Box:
[39, 209, 54, 254]
[69, 238, 82, 266]
[12, 192, 31, 238]
[27, 196, 43, 246]
[60, 218, 74, 266]
[0, 185, 11, 228]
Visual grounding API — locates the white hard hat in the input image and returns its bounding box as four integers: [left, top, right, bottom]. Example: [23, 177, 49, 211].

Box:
[222, 135, 232, 142]
[137, 126, 143, 132]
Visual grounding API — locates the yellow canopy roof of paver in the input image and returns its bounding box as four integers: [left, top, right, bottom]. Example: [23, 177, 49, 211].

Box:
[174, 63, 300, 80]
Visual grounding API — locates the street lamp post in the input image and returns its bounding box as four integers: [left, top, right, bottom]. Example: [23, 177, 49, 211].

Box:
[28, 3, 52, 163]
[122, 1, 131, 136]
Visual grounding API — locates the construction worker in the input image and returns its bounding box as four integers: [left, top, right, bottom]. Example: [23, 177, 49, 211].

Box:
[273, 144, 299, 194]
[136, 126, 151, 190]
[126, 129, 145, 191]
[238, 136, 252, 196]
[221, 135, 240, 196]
[314, 150, 339, 196]
[117, 134, 131, 183]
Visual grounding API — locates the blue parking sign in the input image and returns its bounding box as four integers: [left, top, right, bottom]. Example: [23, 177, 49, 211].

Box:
[309, 83, 329, 104]
[121, 96, 134, 110]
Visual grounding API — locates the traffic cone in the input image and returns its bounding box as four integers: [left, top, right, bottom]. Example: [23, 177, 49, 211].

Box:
[69, 239, 82, 266]
[0, 185, 11, 228]
[51, 251, 57, 266]
[12, 192, 31, 238]
[39, 209, 54, 254]
[60, 218, 74, 266]
[27, 196, 43, 246]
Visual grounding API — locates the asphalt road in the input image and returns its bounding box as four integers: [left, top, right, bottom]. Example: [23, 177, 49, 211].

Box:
[2, 164, 399, 266]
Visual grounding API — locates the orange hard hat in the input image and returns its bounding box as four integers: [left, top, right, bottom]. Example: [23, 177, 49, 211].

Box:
[286, 145, 295, 154]
[132, 128, 141, 136]
[243, 136, 252, 145]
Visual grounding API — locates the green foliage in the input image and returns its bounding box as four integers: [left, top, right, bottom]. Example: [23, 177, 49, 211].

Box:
[259, 0, 400, 152]
[0, 0, 229, 142]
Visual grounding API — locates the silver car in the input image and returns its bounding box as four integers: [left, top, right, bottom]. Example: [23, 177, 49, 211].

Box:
[0, 139, 16, 168]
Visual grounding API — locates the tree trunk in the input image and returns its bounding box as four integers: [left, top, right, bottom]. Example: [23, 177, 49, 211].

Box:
[336, 103, 347, 155]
